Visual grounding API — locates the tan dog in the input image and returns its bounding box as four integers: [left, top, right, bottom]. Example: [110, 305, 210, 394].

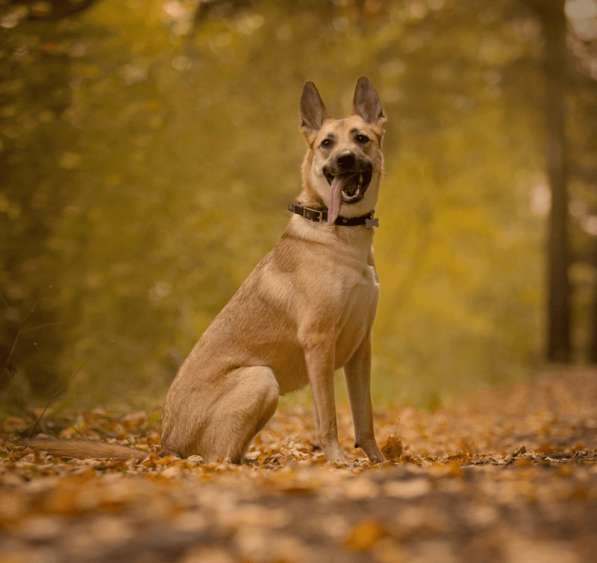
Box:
[30, 77, 386, 465]
[161, 77, 386, 464]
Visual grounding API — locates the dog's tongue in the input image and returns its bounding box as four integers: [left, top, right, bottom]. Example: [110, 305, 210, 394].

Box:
[327, 176, 344, 225]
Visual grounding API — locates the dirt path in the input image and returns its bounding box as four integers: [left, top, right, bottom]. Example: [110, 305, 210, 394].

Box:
[1, 369, 596, 562]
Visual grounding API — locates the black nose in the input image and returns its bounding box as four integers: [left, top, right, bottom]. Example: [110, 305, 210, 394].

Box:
[336, 151, 356, 170]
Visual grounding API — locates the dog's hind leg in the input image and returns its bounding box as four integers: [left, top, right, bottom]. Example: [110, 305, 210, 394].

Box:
[199, 366, 279, 463]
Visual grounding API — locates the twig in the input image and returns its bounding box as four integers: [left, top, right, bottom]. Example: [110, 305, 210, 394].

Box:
[1, 302, 38, 386]
[21, 321, 65, 334]
[26, 361, 87, 437]
[0, 288, 9, 309]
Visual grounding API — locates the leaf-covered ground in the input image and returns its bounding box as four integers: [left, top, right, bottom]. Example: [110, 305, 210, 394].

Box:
[1, 369, 596, 563]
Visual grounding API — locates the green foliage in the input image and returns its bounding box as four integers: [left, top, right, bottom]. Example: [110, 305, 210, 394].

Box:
[0, 0, 594, 411]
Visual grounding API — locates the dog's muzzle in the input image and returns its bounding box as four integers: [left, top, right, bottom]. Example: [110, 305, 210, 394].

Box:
[323, 160, 373, 204]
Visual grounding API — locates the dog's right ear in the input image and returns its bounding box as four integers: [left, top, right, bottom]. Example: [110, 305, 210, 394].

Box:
[300, 81, 326, 139]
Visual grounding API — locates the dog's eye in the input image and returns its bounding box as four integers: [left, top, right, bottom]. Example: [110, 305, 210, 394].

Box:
[355, 134, 370, 144]
[320, 138, 334, 149]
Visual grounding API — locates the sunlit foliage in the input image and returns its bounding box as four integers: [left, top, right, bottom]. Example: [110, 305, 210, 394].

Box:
[0, 0, 595, 410]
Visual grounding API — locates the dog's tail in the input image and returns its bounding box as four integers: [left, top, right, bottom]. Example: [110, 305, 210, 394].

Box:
[27, 438, 147, 460]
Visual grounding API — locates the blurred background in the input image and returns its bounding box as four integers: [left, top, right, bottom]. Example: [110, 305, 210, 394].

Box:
[0, 0, 596, 413]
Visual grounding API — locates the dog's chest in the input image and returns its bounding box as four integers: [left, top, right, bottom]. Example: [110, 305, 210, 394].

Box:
[334, 264, 378, 368]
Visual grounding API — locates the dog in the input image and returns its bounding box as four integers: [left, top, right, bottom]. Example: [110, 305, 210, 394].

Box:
[161, 76, 386, 464]
[30, 77, 387, 465]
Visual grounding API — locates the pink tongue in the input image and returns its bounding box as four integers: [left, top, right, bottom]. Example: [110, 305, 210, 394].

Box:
[328, 177, 343, 225]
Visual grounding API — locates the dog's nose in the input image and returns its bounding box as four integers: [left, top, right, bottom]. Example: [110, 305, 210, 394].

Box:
[336, 151, 356, 170]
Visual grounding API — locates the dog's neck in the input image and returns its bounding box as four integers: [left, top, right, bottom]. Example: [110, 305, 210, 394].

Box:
[285, 212, 374, 265]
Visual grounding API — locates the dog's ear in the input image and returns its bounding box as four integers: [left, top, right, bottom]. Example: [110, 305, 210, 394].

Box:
[300, 81, 326, 135]
[353, 76, 386, 126]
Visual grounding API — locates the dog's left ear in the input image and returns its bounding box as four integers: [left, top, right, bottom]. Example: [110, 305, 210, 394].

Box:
[353, 76, 386, 127]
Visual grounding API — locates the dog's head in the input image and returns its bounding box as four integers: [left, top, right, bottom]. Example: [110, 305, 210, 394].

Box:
[299, 77, 386, 220]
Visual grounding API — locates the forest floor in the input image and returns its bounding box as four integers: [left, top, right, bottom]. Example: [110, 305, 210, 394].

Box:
[0, 369, 596, 563]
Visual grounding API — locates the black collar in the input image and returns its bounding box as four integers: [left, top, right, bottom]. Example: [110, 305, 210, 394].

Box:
[288, 202, 379, 228]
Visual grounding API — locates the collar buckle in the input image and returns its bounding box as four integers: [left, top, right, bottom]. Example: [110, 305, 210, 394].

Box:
[289, 203, 326, 223]
[307, 207, 325, 223]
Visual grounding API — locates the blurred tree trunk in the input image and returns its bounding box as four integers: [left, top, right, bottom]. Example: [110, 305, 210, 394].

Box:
[590, 238, 597, 364]
[0, 45, 71, 399]
[1, 3, 98, 401]
[535, 0, 572, 363]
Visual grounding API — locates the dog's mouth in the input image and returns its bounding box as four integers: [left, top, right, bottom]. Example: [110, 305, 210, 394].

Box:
[323, 166, 373, 204]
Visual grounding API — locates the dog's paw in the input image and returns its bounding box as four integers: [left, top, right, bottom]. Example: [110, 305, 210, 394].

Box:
[358, 442, 385, 464]
[323, 444, 349, 465]
[366, 451, 385, 464]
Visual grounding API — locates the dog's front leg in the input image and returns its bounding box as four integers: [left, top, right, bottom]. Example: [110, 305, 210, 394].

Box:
[303, 338, 346, 464]
[345, 334, 384, 463]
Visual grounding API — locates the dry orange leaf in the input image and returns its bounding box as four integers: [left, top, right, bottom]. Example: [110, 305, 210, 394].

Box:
[381, 435, 403, 461]
[345, 519, 387, 550]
